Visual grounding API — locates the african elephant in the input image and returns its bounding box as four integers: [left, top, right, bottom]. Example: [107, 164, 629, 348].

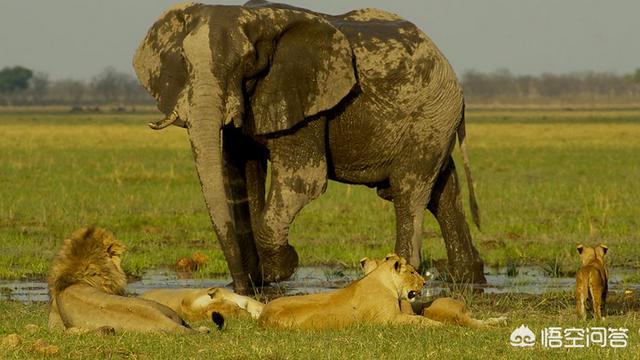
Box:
[133, 0, 486, 293]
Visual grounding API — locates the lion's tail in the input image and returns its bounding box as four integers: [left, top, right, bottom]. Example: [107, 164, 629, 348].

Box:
[457, 103, 481, 230]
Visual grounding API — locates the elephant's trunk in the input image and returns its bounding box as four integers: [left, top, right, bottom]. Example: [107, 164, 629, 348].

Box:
[185, 96, 250, 293]
[178, 20, 253, 293]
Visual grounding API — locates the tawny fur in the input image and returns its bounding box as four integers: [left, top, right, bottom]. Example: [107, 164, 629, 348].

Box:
[141, 287, 264, 321]
[258, 255, 438, 330]
[360, 255, 507, 328]
[48, 227, 127, 300]
[48, 226, 200, 333]
[575, 244, 608, 320]
[421, 298, 506, 328]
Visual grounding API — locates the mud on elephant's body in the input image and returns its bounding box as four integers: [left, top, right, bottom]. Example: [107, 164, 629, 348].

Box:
[133, 0, 486, 293]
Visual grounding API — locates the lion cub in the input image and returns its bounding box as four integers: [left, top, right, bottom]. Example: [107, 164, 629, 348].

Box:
[575, 244, 608, 320]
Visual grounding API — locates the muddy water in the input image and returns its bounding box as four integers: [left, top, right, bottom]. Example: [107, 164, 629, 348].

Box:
[1, 266, 638, 303]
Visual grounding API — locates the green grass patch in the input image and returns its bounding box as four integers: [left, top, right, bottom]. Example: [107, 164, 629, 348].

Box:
[2, 292, 639, 359]
[1, 110, 639, 358]
[0, 110, 639, 279]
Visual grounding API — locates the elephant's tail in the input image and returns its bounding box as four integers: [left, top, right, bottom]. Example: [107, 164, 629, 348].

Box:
[457, 104, 481, 230]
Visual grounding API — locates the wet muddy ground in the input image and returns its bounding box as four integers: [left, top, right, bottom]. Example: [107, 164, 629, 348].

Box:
[1, 265, 638, 303]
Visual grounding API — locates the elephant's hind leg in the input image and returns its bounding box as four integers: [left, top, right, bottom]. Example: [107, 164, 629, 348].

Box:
[427, 159, 485, 283]
[257, 119, 328, 282]
[386, 131, 456, 269]
[388, 153, 442, 269]
[392, 186, 430, 269]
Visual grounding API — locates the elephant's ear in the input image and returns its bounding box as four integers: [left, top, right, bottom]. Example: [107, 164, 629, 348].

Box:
[248, 15, 356, 135]
[133, 3, 203, 116]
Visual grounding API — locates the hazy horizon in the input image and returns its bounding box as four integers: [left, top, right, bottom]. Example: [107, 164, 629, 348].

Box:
[1, 0, 638, 81]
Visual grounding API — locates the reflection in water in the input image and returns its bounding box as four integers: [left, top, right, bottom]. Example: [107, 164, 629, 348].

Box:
[1, 266, 637, 304]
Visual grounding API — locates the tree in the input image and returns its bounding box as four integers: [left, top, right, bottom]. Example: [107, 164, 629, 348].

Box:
[50, 79, 87, 105]
[0, 66, 33, 92]
[91, 67, 138, 104]
[0, 66, 33, 105]
[29, 72, 49, 104]
[632, 68, 640, 83]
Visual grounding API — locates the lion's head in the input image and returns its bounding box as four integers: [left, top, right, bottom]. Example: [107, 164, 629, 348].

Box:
[390, 258, 426, 302]
[576, 244, 608, 266]
[48, 226, 127, 298]
[359, 253, 401, 275]
[361, 254, 426, 302]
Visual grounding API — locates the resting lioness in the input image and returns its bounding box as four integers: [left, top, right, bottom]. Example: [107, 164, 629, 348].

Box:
[360, 255, 507, 328]
[258, 255, 439, 329]
[576, 244, 608, 320]
[48, 226, 220, 333]
[141, 287, 264, 321]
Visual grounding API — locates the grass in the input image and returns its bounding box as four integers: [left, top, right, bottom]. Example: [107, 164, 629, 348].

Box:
[1, 292, 639, 359]
[1, 110, 639, 278]
[1, 109, 639, 358]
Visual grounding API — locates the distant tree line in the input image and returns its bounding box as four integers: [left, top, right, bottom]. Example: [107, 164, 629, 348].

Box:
[0, 66, 153, 107]
[1, 65, 639, 107]
[462, 68, 640, 103]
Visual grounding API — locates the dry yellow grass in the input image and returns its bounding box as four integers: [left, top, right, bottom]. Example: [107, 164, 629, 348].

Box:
[468, 122, 640, 149]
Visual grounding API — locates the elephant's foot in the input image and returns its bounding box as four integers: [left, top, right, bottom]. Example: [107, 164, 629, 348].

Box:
[258, 244, 299, 282]
[242, 253, 263, 288]
[227, 257, 262, 295]
[230, 272, 253, 295]
[447, 258, 486, 284]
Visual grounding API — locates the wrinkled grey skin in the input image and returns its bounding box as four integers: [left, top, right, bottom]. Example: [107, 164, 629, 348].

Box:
[133, 0, 486, 294]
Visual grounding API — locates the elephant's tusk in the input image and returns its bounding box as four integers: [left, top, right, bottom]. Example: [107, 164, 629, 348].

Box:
[172, 118, 187, 128]
[148, 110, 181, 130]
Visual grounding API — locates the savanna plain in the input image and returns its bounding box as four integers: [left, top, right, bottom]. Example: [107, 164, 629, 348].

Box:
[1, 109, 639, 359]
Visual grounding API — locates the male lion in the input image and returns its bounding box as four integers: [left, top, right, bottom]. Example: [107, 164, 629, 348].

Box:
[575, 244, 608, 320]
[258, 255, 439, 329]
[48, 226, 219, 333]
[141, 287, 264, 321]
[360, 255, 507, 328]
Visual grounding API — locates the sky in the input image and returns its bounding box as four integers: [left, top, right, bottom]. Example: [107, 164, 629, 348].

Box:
[1, 0, 638, 80]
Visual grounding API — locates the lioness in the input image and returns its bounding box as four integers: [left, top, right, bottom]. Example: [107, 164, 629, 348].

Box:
[48, 226, 219, 333]
[576, 244, 608, 320]
[360, 255, 507, 328]
[141, 287, 264, 321]
[258, 255, 439, 329]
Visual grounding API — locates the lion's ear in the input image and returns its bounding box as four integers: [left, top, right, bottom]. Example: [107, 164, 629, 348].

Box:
[106, 243, 123, 258]
[393, 260, 400, 272]
[359, 257, 370, 269]
[385, 253, 398, 260]
[576, 244, 584, 254]
[598, 244, 608, 256]
[207, 288, 220, 299]
[599, 244, 608, 255]
[107, 239, 124, 257]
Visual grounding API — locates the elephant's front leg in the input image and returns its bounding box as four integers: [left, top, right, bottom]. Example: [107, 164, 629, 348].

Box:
[256, 119, 328, 282]
[427, 158, 486, 283]
[222, 129, 263, 286]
